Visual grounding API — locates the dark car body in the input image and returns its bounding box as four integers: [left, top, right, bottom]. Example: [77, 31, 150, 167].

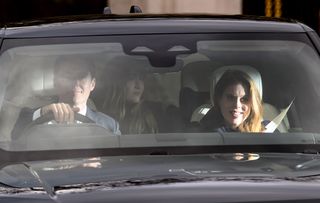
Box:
[1, 14, 320, 203]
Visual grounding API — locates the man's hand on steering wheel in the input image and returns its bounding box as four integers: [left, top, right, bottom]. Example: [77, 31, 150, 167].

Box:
[40, 103, 80, 124]
[23, 103, 95, 137]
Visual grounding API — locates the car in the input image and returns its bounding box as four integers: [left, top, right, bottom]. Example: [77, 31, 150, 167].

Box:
[1, 8, 320, 203]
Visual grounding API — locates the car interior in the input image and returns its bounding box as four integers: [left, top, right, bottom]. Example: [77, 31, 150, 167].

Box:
[0, 38, 319, 147]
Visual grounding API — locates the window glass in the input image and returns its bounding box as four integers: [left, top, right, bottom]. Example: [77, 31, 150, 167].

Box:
[0, 33, 319, 151]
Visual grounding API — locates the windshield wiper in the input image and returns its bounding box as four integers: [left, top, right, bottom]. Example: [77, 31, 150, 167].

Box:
[52, 176, 204, 194]
[21, 163, 61, 203]
[295, 157, 320, 170]
[39, 175, 320, 195]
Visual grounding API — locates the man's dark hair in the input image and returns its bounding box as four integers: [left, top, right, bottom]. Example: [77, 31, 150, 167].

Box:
[55, 56, 96, 79]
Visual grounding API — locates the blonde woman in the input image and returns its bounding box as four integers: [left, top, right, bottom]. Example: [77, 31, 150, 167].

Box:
[201, 70, 265, 132]
[103, 68, 158, 134]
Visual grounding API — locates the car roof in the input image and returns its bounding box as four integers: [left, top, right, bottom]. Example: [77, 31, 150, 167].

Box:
[0, 14, 312, 38]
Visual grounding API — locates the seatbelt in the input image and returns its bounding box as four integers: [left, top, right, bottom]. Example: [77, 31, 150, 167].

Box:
[264, 99, 294, 133]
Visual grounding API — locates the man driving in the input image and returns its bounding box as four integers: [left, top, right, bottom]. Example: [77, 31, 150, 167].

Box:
[12, 56, 121, 138]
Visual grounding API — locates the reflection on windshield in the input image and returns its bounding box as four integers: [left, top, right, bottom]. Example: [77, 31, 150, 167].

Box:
[42, 157, 102, 171]
[233, 153, 260, 161]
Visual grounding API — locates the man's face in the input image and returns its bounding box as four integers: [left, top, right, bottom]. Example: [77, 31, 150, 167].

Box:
[54, 61, 95, 108]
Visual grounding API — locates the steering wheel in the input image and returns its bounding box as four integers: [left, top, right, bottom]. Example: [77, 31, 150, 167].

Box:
[13, 112, 95, 140]
[31, 112, 95, 126]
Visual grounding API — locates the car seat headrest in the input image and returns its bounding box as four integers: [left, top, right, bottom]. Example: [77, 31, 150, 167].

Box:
[182, 61, 220, 92]
[210, 65, 263, 105]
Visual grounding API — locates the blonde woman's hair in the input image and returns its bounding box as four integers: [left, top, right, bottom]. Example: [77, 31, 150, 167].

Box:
[213, 70, 264, 132]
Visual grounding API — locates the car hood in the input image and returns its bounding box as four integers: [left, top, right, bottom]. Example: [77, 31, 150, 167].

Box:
[1, 152, 320, 188]
[1, 153, 320, 202]
[2, 179, 320, 203]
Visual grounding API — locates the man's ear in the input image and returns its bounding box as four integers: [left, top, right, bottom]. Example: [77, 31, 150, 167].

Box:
[90, 78, 96, 91]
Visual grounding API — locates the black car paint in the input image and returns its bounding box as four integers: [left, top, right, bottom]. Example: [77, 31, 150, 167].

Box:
[1, 14, 320, 202]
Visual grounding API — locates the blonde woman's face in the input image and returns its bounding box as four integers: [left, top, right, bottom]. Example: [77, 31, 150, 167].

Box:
[219, 83, 250, 129]
[126, 79, 144, 103]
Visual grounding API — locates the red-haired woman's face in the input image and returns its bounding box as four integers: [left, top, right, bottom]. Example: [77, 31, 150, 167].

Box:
[219, 83, 250, 129]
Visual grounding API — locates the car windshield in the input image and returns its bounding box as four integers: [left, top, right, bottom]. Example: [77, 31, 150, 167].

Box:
[0, 33, 320, 151]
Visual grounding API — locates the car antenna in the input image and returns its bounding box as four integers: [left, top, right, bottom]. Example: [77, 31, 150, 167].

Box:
[130, 5, 142, 13]
[103, 7, 112, 14]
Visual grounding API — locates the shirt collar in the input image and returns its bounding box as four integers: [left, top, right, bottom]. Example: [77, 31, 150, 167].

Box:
[78, 105, 87, 116]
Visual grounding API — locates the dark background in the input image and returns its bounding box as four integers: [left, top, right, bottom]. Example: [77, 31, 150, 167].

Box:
[0, 0, 106, 22]
[1, 0, 320, 34]
[243, 0, 320, 34]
